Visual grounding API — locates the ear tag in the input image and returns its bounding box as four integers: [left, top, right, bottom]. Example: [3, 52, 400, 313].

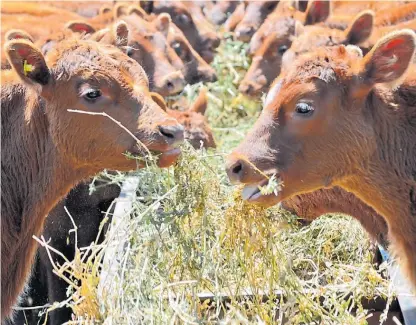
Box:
[23, 60, 34, 76]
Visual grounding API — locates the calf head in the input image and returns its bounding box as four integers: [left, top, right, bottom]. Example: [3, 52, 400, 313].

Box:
[235, 1, 279, 42]
[151, 89, 216, 149]
[205, 0, 239, 26]
[282, 10, 374, 71]
[239, 30, 294, 97]
[5, 38, 185, 170]
[168, 24, 217, 84]
[226, 30, 416, 206]
[147, 1, 220, 63]
[249, 0, 331, 55]
[121, 14, 186, 96]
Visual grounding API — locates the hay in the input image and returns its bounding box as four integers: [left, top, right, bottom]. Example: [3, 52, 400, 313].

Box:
[41, 36, 393, 325]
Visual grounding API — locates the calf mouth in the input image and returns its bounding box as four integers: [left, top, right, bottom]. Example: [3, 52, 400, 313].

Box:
[127, 146, 182, 168]
[241, 175, 283, 207]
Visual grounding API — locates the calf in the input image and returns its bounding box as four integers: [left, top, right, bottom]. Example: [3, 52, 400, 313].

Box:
[224, 2, 245, 33]
[281, 10, 374, 71]
[226, 30, 416, 287]
[143, 1, 220, 63]
[115, 8, 217, 84]
[1, 37, 184, 320]
[204, 0, 240, 26]
[153, 89, 217, 149]
[167, 24, 217, 84]
[240, 2, 337, 97]
[234, 1, 280, 42]
[11, 88, 215, 325]
[249, 0, 331, 55]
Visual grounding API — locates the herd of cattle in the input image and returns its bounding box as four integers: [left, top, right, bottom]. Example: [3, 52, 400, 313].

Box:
[1, 0, 415, 323]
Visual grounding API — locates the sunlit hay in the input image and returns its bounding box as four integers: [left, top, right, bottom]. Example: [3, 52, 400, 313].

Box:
[45, 37, 394, 325]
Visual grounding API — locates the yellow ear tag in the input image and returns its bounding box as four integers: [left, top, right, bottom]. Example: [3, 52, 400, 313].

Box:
[23, 60, 34, 76]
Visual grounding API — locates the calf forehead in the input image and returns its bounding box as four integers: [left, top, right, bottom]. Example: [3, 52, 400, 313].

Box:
[48, 40, 147, 84]
[293, 27, 344, 53]
[284, 46, 356, 84]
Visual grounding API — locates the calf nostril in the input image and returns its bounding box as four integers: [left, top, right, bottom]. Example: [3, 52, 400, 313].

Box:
[158, 125, 175, 139]
[166, 81, 174, 90]
[232, 163, 243, 175]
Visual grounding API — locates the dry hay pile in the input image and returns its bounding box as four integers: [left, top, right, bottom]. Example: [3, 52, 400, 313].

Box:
[39, 35, 394, 325]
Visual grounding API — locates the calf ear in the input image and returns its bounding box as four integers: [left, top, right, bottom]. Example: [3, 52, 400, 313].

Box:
[361, 29, 416, 87]
[296, 0, 309, 12]
[5, 29, 34, 42]
[140, 1, 154, 14]
[5, 40, 50, 86]
[114, 3, 129, 18]
[114, 21, 129, 48]
[345, 10, 374, 45]
[150, 92, 168, 111]
[304, 0, 331, 25]
[154, 13, 171, 37]
[65, 21, 96, 35]
[99, 5, 112, 15]
[128, 5, 147, 18]
[189, 87, 208, 115]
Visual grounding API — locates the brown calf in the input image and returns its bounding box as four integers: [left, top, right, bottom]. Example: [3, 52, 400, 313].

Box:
[249, 0, 331, 55]
[167, 24, 217, 84]
[281, 10, 374, 71]
[153, 89, 216, 149]
[224, 2, 245, 33]
[13, 88, 215, 325]
[204, 0, 240, 26]
[144, 1, 220, 63]
[1, 37, 184, 319]
[226, 31, 416, 288]
[234, 1, 280, 42]
[240, 2, 336, 97]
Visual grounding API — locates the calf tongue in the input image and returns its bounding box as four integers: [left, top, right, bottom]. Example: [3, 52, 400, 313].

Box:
[242, 184, 262, 201]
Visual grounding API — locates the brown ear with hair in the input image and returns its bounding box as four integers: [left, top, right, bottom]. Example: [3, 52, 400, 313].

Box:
[345, 10, 374, 45]
[99, 5, 112, 15]
[128, 5, 147, 18]
[114, 3, 129, 18]
[154, 13, 171, 37]
[139, 0, 154, 13]
[150, 92, 168, 111]
[5, 39, 50, 87]
[304, 0, 331, 25]
[189, 88, 208, 115]
[114, 20, 129, 48]
[360, 29, 416, 88]
[65, 21, 96, 34]
[5, 29, 34, 43]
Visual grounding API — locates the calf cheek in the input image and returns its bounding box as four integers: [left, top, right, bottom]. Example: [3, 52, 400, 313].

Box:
[234, 113, 281, 172]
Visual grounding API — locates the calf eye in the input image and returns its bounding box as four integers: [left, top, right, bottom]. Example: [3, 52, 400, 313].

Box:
[278, 45, 288, 54]
[295, 102, 314, 115]
[172, 42, 186, 58]
[177, 14, 191, 25]
[126, 47, 134, 57]
[84, 89, 102, 101]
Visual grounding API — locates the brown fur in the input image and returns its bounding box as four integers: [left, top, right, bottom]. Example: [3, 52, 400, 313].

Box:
[234, 1, 280, 42]
[282, 187, 388, 246]
[224, 2, 245, 33]
[240, 0, 332, 96]
[281, 11, 374, 72]
[1, 37, 184, 319]
[227, 31, 416, 288]
[204, 0, 240, 26]
[145, 1, 220, 63]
